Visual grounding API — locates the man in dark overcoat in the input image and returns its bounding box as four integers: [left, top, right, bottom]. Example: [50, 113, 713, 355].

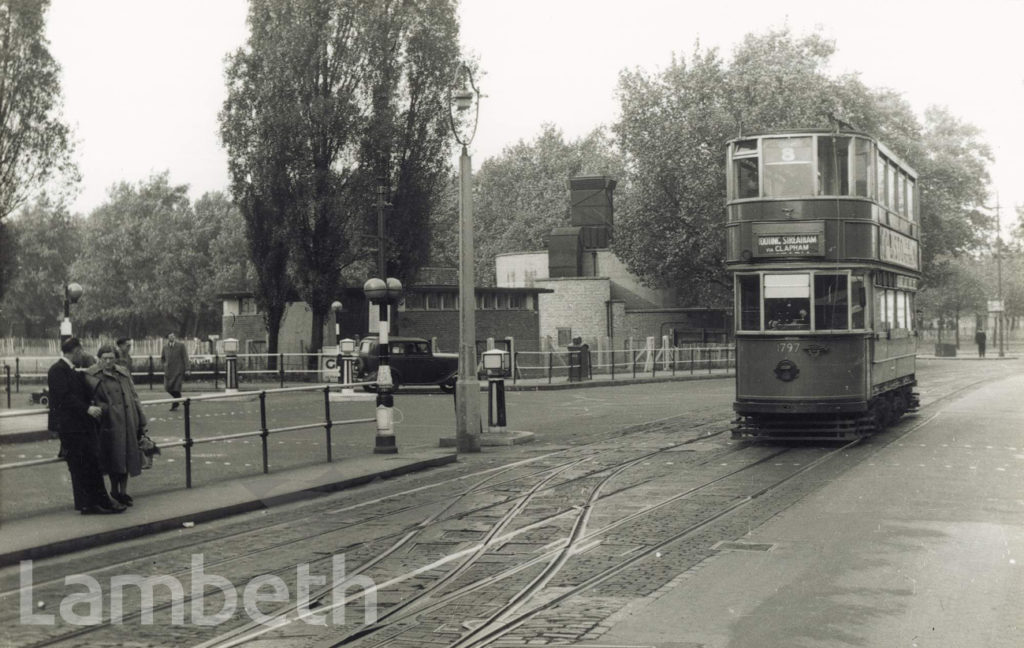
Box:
[160, 332, 188, 411]
[975, 329, 987, 358]
[48, 337, 124, 514]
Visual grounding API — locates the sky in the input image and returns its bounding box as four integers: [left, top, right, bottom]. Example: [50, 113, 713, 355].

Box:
[46, 0, 1024, 230]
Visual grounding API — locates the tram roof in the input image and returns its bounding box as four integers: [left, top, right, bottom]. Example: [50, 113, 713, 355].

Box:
[726, 128, 916, 179]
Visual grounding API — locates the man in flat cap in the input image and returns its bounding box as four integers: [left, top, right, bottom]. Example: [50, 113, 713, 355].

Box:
[48, 337, 124, 514]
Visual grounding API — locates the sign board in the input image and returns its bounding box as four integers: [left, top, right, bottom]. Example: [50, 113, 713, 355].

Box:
[879, 228, 919, 270]
[988, 299, 1005, 313]
[321, 346, 339, 382]
[752, 221, 825, 258]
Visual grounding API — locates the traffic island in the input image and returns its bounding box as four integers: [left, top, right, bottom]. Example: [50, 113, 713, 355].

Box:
[439, 430, 534, 448]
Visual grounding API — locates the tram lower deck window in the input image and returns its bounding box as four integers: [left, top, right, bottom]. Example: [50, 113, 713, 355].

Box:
[814, 274, 848, 330]
[738, 275, 760, 330]
[764, 273, 810, 330]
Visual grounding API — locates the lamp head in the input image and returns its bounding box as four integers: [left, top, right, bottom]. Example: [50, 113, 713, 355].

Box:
[66, 282, 84, 304]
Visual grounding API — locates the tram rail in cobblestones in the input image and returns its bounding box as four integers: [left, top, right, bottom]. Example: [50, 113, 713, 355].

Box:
[6, 417, 731, 648]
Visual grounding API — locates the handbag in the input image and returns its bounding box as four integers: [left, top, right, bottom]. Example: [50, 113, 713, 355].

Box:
[138, 433, 161, 469]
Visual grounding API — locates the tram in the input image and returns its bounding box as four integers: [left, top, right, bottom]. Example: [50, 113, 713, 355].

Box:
[726, 129, 920, 439]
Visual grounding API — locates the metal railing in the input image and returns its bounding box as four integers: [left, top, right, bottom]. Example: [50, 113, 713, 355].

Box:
[1, 352, 344, 406]
[510, 344, 735, 384]
[0, 382, 375, 488]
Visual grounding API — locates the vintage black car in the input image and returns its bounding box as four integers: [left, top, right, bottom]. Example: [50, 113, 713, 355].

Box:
[355, 336, 458, 393]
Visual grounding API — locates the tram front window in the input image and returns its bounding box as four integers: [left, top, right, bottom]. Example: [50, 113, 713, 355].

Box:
[817, 136, 850, 195]
[764, 137, 813, 197]
[814, 274, 849, 329]
[764, 273, 810, 330]
[738, 275, 760, 330]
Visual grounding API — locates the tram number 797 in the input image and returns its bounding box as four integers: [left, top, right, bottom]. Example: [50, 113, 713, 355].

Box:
[777, 342, 800, 354]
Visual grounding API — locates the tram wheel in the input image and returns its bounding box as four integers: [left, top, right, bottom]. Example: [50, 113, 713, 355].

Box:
[871, 397, 891, 430]
[892, 390, 908, 420]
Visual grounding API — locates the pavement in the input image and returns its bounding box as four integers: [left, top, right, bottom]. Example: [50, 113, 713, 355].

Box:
[596, 364, 1024, 647]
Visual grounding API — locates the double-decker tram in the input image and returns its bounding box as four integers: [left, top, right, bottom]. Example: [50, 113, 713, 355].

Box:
[726, 129, 920, 439]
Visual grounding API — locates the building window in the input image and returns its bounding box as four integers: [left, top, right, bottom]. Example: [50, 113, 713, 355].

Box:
[508, 294, 525, 309]
[425, 293, 439, 310]
[240, 298, 258, 315]
[557, 328, 573, 347]
[405, 293, 424, 310]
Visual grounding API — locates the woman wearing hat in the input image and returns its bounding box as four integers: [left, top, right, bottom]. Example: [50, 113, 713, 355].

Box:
[85, 344, 147, 506]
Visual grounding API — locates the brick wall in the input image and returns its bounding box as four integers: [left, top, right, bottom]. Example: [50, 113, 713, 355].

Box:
[396, 310, 539, 353]
[535, 277, 611, 346]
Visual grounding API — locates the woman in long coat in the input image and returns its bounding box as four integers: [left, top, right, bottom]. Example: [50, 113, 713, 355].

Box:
[86, 344, 147, 506]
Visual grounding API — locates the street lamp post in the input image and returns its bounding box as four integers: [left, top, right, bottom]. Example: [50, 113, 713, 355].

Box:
[60, 282, 83, 343]
[364, 277, 402, 454]
[331, 299, 343, 381]
[449, 63, 482, 453]
[983, 198, 1006, 358]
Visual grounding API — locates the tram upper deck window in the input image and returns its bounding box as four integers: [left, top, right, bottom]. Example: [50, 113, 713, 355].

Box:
[853, 138, 872, 197]
[817, 136, 850, 196]
[905, 175, 915, 220]
[764, 137, 813, 197]
[737, 274, 760, 330]
[764, 273, 810, 330]
[732, 140, 759, 199]
[813, 274, 850, 330]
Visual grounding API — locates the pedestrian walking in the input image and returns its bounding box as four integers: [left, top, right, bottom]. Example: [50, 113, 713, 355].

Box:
[975, 329, 987, 358]
[160, 332, 188, 411]
[47, 337, 124, 515]
[115, 337, 134, 373]
[86, 344, 148, 507]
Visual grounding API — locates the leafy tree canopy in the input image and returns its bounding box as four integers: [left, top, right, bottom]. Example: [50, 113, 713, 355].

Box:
[0, 195, 78, 336]
[0, 0, 78, 300]
[221, 0, 460, 361]
[611, 28, 995, 306]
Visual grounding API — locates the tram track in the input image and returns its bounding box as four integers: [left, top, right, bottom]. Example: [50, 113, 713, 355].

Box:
[1, 414, 729, 600]
[7, 373, 993, 648]
[192, 426, 741, 648]
[6, 418, 734, 648]
[209, 442, 817, 648]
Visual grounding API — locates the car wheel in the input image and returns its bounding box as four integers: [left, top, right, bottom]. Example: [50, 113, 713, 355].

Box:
[440, 378, 456, 394]
[39, 395, 49, 406]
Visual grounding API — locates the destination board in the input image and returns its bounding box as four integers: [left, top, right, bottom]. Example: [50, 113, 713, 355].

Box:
[879, 228, 919, 270]
[751, 221, 825, 258]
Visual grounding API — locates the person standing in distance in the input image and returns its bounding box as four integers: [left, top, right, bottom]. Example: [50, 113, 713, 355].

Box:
[48, 337, 124, 514]
[160, 332, 188, 411]
[115, 337, 134, 373]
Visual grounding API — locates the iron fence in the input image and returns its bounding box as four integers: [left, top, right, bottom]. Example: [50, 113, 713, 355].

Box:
[511, 344, 735, 384]
[0, 382, 374, 488]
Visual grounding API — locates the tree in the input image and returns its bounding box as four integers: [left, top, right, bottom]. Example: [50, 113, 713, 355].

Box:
[613, 46, 734, 305]
[0, 0, 78, 299]
[612, 28, 996, 306]
[221, 0, 460, 365]
[471, 124, 625, 285]
[0, 196, 79, 337]
[72, 174, 239, 338]
[917, 256, 986, 347]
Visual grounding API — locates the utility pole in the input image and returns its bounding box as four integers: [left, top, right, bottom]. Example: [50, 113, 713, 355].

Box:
[996, 196, 1005, 357]
[377, 181, 387, 278]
